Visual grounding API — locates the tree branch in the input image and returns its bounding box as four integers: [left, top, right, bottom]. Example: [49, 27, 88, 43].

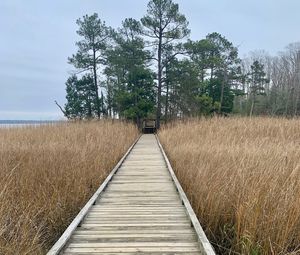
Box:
[161, 51, 187, 69]
[55, 101, 66, 117]
[146, 56, 159, 62]
[68, 68, 92, 76]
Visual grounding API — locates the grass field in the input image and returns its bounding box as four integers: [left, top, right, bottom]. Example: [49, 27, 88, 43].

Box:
[159, 117, 300, 255]
[0, 121, 138, 254]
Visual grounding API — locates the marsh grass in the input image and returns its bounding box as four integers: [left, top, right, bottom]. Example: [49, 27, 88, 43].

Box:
[0, 121, 138, 254]
[159, 117, 300, 255]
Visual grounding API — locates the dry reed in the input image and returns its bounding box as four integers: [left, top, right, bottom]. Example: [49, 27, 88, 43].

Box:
[0, 121, 138, 254]
[159, 117, 300, 255]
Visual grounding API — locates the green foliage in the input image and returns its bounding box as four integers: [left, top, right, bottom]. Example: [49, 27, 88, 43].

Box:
[105, 18, 155, 124]
[180, 33, 241, 115]
[141, 0, 190, 128]
[240, 233, 262, 255]
[184, 39, 216, 81]
[67, 13, 111, 118]
[68, 13, 110, 70]
[64, 74, 97, 119]
[206, 32, 240, 70]
[165, 59, 199, 116]
[141, 0, 190, 40]
[247, 60, 269, 116]
[195, 94, 215, 115]
[115, 67, 155, 121]
[60, 1, 253, 123]
[249, 60, 269, 96]
[207, 79, 235, 113]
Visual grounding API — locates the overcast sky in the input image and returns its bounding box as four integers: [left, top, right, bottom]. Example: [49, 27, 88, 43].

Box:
[0, 0, 299, 120]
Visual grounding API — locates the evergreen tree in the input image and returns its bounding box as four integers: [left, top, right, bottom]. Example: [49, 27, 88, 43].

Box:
[184, 39, 215, 82]
[248, 60, 269, 116]
[68, 13, 110, 118]
[206, 33, 240, 113]
[63, 74, 97, 119]
[105, 18, 155, 126]
[165, 59, 216, 117]
[141, 0, 190, 128]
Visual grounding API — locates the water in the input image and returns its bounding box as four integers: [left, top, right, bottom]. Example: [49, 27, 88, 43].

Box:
[0, 120, 62, 128]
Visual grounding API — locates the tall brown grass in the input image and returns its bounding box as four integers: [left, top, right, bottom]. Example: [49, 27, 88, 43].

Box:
[0, 121, 138, 254]
[159, 117, 300, 255]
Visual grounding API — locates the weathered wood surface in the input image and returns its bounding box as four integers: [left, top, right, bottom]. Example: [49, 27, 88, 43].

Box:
[48, 134, 215, 255]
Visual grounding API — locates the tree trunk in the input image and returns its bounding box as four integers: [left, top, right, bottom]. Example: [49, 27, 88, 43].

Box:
[285, 88, 291, 116]
[100, 91, 105, 117]
[165, 66, 169, 122]
[250, 95, 255, 117]
[219, 81, 225, 114]
[210, 52, 214, 80]
[107, 80, 112, 118]
[156, 30, 163, 130]
[87, 95, 92, 119]
[294, 91, 299, 116]
[165, 80, 169, 122]
[93, 49, 101, 119]
[219, 68, 227, 114]
[201, 66, 205, 83]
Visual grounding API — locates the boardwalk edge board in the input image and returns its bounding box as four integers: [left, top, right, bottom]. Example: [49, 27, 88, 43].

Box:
[155, 135, 216, 255]
[47, 135, 141, 255]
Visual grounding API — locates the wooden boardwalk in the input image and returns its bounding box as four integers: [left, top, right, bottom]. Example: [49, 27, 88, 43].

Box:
[48, 134, 215, 255]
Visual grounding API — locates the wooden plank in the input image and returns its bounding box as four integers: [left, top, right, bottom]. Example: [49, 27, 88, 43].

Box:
[112, 177, 170, 179]
[89, 209, 185, 213]
[64, 253, 201, 255]
[74, 229, 194, 234]
[99, 194, 178, 198]
[81, 223, 191, 226]
[83, 219, 190, 223]
[63, 247, 201, 253]
[101, 197, 180, 203]
[68, 242, 198, 247]
[70, 234, 197, 240]
[89, 209, 186, 213]
[88, 211, 186, 214]
[76, 225, 196, 231]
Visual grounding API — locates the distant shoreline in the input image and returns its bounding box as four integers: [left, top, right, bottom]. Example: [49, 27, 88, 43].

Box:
[0, 120, 63, 124]
[0, 120, 64, 128]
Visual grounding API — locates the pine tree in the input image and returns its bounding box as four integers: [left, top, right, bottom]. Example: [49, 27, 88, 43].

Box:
[141, 0, 190, 128]
[68, 13, 110, 118]
[64, 74, 97, 119]
[105, 18, 155, 126]
[248, 60, 269, 116]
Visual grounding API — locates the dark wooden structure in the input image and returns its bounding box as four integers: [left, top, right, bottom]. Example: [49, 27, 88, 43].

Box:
[142, 119, 157, 133]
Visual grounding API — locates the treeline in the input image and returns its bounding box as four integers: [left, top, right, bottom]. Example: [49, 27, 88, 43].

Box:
[57, 0, 300, 126]
[239, 46, 300, 116]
